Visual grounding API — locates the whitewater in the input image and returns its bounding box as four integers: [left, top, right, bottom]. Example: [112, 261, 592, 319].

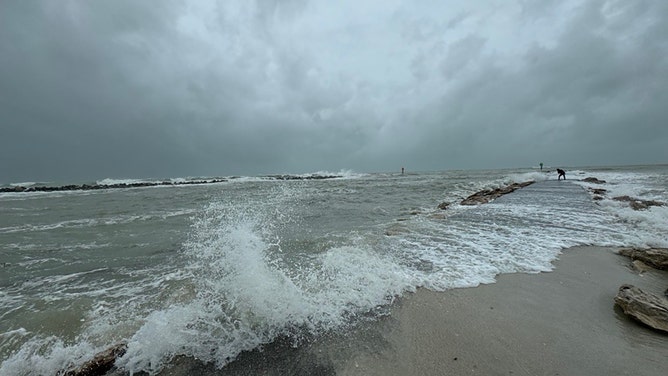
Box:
[1, 165, 666, 375]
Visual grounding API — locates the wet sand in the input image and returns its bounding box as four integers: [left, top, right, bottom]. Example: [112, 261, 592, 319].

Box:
[339, 246, 668, 376]
[153, 246, 668, 375]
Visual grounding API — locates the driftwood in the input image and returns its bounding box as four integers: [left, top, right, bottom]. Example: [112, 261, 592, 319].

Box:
[614, 285, 668, 333]
[60, 343, 127, 376]
[459, 181, 534, 206]
[618, 248, 668, 270]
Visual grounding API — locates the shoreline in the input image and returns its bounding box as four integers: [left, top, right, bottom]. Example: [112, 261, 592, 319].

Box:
[338, 246, 668, 376]
[147, 246, 668, 375]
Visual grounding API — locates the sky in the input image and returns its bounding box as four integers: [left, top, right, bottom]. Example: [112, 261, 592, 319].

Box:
[1, 0, 667, 182]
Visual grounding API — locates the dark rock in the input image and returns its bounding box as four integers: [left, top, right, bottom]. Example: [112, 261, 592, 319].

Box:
[634, 200, 664, 210]
[437, 202, 450, 210]
[588, 188, 607, 195]
[618, 248, 668, 270]
[61, 343, 127, 376]
[612, 196, 665, 210]
[614, 284, 668, 333]
[460, 181, 534, 206]
[583, 177, 606, 184]
[157, 335, 336, 376]
[268, 174, 340, 180]
[1, 179, 229, 193]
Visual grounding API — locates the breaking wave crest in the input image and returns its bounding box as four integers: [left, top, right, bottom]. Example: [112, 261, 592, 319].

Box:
[116, 191, 413, 373]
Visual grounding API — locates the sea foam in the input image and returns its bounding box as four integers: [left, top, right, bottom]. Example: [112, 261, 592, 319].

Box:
[116, 193, 414, 373]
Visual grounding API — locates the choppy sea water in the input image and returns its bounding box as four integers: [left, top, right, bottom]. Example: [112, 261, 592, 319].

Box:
[1, 165, 667, 375]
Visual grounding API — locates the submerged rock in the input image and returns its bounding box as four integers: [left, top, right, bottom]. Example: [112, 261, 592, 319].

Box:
[437, 202, 450, 210]
[582, 177, 606, 184]
[614, 285, 668, 333]
[619, 248, 668, 270]
[460, 181, 534, 206]
[61, 343, 127, 376]
[588, 187, 607, 195]
[612, 196, 665, 211]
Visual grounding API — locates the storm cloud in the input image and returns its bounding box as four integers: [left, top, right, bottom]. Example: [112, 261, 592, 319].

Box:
[1, 0, 667, 181]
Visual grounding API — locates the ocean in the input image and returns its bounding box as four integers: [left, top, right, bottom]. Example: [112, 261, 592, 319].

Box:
[1, 165, 667, 375]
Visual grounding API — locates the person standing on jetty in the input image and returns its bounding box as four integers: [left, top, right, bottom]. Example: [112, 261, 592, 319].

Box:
[557, 168, 566, 180]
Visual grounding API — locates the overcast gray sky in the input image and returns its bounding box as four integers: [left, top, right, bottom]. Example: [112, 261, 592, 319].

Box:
[1, 0, 667, 182]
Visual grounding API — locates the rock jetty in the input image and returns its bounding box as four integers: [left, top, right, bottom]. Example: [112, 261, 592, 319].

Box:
[0, 179, 228, 193]
[459, 181, 534, 206]
[1, 174, 343, 193]
[266, 174, 341, 180]
[581, 176, 666, 210]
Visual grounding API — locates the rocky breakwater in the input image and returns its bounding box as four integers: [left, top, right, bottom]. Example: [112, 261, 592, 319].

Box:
[436, 181, 534, 210]
[582, 176, 666, 210]
[266, 174, 341, 180]
[459, 181, 535, 206]
[2, 174, 346, 193]
[0, 179, 228, 193]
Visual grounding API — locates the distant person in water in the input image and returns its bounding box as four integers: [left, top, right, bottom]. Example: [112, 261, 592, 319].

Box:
[557, 169, 566, 180]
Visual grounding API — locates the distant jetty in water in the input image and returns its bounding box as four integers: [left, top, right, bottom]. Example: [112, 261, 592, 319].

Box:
[0, 179, 229, 193]
[1, 174, 343, 193]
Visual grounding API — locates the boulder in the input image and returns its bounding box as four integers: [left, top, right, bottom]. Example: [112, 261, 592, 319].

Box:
[614, 285, 668, 333]
[61, 343, 127, 376]
[612, 195, 634, 202]
[588, 188, 607, 195]
[583, 177, 606, 184]
[612, 196, 665, 210]
[618, 248, 668, 270]
[437, 202, 450, 210]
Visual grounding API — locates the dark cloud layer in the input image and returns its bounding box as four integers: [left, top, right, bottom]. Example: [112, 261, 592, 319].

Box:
[1, 0, 667, 182]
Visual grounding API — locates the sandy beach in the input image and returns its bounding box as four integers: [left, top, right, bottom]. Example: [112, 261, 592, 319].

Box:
[155, 246, 668, 376]
[338, 246, 668, 376]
